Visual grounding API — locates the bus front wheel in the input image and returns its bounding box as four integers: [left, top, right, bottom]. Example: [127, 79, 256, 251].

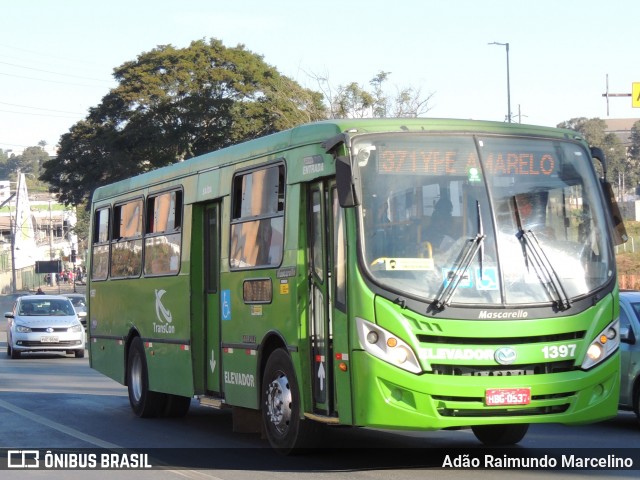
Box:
[471, 424, 529, 445]
[261, 349, 316, 453]
[127, 337, 165, 418]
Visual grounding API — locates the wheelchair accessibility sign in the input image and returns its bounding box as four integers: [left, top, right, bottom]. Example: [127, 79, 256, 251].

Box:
[475, 266, 498, 290]
[221, 289, 231, 320]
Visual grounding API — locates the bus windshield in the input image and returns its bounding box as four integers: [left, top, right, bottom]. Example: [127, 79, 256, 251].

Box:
[355, 133, 613, 307]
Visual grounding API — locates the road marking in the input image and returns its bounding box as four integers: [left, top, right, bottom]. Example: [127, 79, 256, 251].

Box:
[0, 398, 121, 449]
[0, 399, 228, 478]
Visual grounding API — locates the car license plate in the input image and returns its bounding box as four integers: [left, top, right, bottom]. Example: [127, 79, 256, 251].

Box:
[40, 336, 59, 343]
[485, 388, 531, 406]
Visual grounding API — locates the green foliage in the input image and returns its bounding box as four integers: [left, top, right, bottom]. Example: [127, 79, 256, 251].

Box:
[40, 38, 327, 206]
[629, 120, 640, 166]
[557, 117, 630, 185]
[313, 70, 434, 119]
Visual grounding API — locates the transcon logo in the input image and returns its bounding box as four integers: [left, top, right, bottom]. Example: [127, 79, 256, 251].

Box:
[478, 310, 529, 319]
[154, 289, 175, 334]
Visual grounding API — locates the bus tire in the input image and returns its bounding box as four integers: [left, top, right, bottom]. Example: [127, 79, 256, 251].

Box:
[127, 337, 165, 418]
[261, 348, 316, 453]
[471, 424, 529, 445]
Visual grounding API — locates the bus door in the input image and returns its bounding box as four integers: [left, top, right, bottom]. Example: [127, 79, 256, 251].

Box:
[308, 181, 337, 415]
[203, 202, 222, 395]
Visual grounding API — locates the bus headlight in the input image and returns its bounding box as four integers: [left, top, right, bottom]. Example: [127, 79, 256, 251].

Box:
[581, 320, 619, 370]
[356, 317, 421, 374]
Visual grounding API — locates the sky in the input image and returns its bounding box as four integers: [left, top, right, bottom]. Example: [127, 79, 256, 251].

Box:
[1, 0, 639, 155]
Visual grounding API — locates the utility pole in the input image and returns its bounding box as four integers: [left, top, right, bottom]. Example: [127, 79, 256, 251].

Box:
[489, 42, 512, 123]
[601, 74, 631, 115]
[10, 172, 22, 293]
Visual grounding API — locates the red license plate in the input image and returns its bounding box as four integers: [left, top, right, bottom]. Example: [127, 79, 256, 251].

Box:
[485, 388, 531, 406]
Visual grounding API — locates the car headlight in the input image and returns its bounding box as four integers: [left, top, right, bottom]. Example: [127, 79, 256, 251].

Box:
[68, 323, 83, 333]
[581, 319, 619, 370]
[16, 325, 32, 333]
[356, 317, 422, 373]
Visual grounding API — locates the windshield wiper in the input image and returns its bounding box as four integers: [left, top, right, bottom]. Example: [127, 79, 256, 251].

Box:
[433, 201, 485, 310]
[512, 197, 571, 311]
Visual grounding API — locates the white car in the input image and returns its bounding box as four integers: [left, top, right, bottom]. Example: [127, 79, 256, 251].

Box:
[5, 295, 85, 359]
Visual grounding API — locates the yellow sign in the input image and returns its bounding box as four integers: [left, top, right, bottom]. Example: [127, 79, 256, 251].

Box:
[633, 82, 640, 108]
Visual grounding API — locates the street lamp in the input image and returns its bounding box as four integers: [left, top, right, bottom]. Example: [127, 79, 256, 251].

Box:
[489, 42, 512, 123]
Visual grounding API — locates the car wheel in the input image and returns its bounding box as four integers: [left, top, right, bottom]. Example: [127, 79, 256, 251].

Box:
[261, 348, 318, 453]
[471, 424, 529, 445]
[126, 337, 165, 417]
[10, 347, 21, 359]
[74, 349, 85, 359]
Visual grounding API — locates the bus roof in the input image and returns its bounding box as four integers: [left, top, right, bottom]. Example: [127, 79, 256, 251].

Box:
[91, 118, 584, 203]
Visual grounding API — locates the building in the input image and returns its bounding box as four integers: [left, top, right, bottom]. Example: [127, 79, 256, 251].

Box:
[0, 174, 78, 293]
[605, 118, 638, 147]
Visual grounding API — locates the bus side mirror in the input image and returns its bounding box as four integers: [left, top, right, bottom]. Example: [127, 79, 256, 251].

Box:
[323, 133, 360, 208]
[591, 146, 627, 246]
[336, 155, 360, 208]
[600, 179, 628, 246]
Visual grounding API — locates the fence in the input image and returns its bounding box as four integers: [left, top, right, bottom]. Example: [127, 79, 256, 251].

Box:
[618, 274, 640, 291]
[616, 235, 639, 254]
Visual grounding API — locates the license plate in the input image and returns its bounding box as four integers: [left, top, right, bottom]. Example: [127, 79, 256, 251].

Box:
[485, 388, 531, 406]
[40, 336, 59, 343]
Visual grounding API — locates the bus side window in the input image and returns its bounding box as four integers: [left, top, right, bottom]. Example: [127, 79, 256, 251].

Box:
[91, 207, 110, 281]
[144, 190, 183, 276]
[230, 164, 285, 269]
[110, 199, 143, 278]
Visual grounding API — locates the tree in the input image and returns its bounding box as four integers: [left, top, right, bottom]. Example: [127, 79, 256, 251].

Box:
[312, 70, 434, 119]
[558, 117, 631, 195]
[0, 149, 12, 179]
[40, 38, 327, 206]
[629, 120, 640, 162]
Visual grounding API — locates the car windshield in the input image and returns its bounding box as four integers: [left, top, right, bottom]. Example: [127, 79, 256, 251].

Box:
[355, 132, 613, 307]
[19, 299, 75, 316]
[68, 297, 86, 308]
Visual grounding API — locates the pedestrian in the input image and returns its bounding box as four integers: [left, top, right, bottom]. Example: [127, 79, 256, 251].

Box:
[36, 287, 45, 295]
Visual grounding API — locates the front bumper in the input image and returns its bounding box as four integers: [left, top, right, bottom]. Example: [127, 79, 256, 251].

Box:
[12, 331, 85, 352]
[350, 350, 620, 430]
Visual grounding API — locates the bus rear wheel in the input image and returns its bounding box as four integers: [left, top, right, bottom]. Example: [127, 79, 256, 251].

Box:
[471, 424, 529, 445]
[127, 337, 165, 418]
[261, 349, 317, 453]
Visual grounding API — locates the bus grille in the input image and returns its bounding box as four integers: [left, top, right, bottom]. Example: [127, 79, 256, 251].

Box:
[429, 360, 576, 376]
[436, 404, 571, 417]
[417, 331, 585, 345]
[432, 392, 573, 417]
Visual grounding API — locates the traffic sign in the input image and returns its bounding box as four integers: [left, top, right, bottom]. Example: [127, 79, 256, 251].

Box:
[633, 82, 640, 108]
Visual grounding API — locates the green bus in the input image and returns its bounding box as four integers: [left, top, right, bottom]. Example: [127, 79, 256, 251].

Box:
[88, 118, 626, 452]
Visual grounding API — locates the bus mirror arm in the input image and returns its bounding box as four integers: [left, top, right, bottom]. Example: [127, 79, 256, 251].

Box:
[590, 146, 607, 180]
